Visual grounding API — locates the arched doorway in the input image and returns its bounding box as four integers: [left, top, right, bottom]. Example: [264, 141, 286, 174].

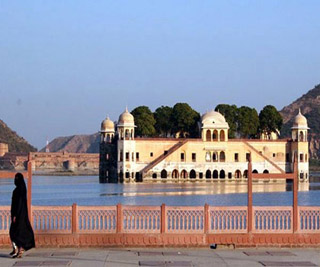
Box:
[206, 130, 211, 141]
[235, 170, 241, 179]
[172, 169, 179, 178]
[220, 130, 225, 141]
[220, 170, 225, 179]
[152, 173, 157, 179]
[263, 169, 269, 174]
[161, 169, 167, 179]
[181, 169, 188, 179]
[213, 170, 218, 179]
[243, 170, 248, 178]
[252, 169, 258, 173]
[190, 169, 196, 179]
[205, 170, 211, 179]
[213, 130, 218, 141]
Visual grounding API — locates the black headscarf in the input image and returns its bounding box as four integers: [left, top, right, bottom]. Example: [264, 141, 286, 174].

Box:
[10, 173, 35, 250]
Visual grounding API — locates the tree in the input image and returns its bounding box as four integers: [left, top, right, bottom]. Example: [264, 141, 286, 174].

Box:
[171, 103, 200, 138]
[215, 104, 238, 138]
[237, 106, 259, 138]
[259, 105, 283, 138]
[154, 106, 173, 137]
[131, 106, 156, 137]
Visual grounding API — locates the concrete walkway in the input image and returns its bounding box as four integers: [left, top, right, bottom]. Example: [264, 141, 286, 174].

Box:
[0, 247, 319, 266]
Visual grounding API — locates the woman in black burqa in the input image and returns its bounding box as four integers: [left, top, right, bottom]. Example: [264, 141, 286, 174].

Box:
[9, 173, 35, 258]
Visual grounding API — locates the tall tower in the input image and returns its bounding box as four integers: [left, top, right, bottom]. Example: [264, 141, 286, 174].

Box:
[117, 108, 137, 183]
[99, 117, 117, 183]
[291, 109, 309, 182]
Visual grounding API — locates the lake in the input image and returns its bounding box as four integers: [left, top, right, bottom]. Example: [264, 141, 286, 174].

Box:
[0, 175, 320, 206]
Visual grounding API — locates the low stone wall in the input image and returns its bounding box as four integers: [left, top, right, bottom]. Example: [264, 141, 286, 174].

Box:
[0, 152, 99, 175]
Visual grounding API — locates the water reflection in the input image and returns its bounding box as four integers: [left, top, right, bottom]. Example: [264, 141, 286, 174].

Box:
[0, 175, 318, 206]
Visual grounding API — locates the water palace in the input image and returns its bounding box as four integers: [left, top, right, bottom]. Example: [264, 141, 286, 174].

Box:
[99, 109, 309, 183]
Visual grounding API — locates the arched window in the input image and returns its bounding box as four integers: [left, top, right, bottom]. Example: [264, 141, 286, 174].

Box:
[205, 170, 211, 179]
[235, 170, 241, 179]
[106, 134, 111, 143]
[125, 129, 130, 139]
[252, 169, 258, 173]
[220, 170, 225, 179]
[213, 170, 218, 179]
[190, 169, 196, 179]
[213, 130, 218, 141]
[243, 170, 248, 178]
[263, 169, 269, 174]
[181, 169, 188, 179]
[161, 169, 167, 179]
[172, 169, 179, 178]
[220, 130, 225, 141]
[219, 151, 225, 162]
[212, 153, 218, 162]
[205, 152, 211, 162]
[299, 131, 304, 142]
[206, 130, 211, 141]
[152, 173, 157, 179]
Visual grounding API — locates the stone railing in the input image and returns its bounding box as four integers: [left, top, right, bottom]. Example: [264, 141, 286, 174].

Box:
[1, 204, 320, 247]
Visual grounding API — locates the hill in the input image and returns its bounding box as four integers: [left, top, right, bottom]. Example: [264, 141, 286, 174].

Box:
[0, 119, 37, 153]
[280, 84, 320, 159]
[42, 133, 100, 153]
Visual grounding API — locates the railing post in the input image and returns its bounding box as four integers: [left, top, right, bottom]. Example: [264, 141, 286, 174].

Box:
[161, 203, 166, 233]
[117, 203, 122, 233]
[27, 153, 32, 223]
[293, 156, 298, 233]
[247, 155, 253, 233]
[72, 203, 78, 233]
[204, 203, 209, 233]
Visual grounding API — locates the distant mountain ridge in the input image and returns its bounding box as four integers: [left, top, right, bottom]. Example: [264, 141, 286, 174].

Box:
[0, 119, 37, 153]
[42, 133, 100, 153]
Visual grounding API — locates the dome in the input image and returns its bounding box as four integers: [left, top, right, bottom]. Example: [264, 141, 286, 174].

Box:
[292, 109, 309, 129]
[101, 117, 114, 132]
[118, 107, 135, 126]
[201, 110, 229, 129]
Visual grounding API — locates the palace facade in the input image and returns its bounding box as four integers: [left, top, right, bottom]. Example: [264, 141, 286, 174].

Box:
[99, 108, 309, 183]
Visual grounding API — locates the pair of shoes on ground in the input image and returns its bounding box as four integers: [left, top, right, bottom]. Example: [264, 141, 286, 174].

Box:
[10, 248, 24, 258]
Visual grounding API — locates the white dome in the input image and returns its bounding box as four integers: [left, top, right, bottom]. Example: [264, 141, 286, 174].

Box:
[101, 117, 114, 132]
[292, 109, 309, 129]
[118, 107, 135, 126]
[201, 110, 229, 129]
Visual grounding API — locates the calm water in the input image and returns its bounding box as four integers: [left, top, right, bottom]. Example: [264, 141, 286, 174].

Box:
[0, 175, 320, 206]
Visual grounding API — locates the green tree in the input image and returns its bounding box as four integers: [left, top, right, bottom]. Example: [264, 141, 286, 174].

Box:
[215, 104, 238, 138]
[259, 105, 283, 138]
[237, 106, 259, 138]
[154, 106, 173, 137]
[131, 106, 156, 137]
[171, 103, 200, 138]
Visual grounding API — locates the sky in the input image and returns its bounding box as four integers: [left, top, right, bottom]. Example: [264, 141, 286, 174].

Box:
[0, 0, 320, 149]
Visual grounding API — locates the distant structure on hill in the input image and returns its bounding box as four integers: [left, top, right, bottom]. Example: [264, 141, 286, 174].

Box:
[99, 108, 309, 184]
[0, 143, 8, 157]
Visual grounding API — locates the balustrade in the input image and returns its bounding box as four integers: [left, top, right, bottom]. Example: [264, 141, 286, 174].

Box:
[253, 206, 292, 233]
[0, 204, 320, 236]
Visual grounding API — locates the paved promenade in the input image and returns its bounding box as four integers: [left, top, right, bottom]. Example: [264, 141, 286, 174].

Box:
[0, 247, 319, 266]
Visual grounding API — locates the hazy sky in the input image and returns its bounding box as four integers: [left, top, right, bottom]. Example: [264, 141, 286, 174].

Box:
[1, 1, 319, 149]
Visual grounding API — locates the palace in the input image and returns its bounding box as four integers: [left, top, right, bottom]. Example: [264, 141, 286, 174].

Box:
[99, 108, 309, 183]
